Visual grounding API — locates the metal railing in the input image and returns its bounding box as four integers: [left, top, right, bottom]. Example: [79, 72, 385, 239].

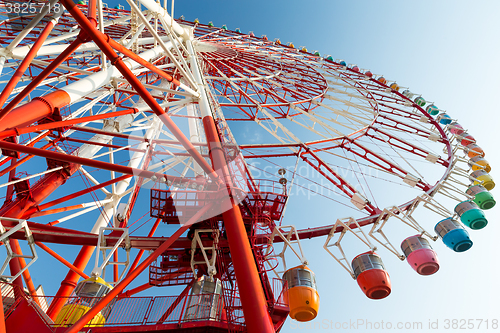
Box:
[272, 278, 289, 307]
[2, 280, 288, 328]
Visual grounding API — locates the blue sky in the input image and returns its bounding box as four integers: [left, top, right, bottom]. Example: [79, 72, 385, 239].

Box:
[2, 1, 500, 332]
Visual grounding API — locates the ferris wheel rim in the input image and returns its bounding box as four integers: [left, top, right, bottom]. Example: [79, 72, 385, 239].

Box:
[0, 14, 458, 231]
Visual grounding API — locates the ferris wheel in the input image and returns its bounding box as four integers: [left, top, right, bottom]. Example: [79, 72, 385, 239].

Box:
[0, 1, 495, 333]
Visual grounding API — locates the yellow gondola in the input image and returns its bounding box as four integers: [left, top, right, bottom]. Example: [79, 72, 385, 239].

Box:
[55, 276, 113, 327]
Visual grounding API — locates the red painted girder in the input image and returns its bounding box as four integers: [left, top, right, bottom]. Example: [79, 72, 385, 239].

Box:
[300, 149, 380, 215]
[0, 38, 82, 119]
[35, 242, 90, 279]
[0, 140, 54, 178]
[22, 175, 132, 218]
[366, 126, 449, 167]
[0, 108, 139, 140]
[0, 141, 199, 187]
[85, 0, 96, 19]
[0, 90, 71, 132]
[0, 17, 56, 112]
[63, 203, 213, 333]
[68, 321, 243, 333]
[60, 7, 219, 185]
[0, 218, 204, 250]
[107, 38, 183, 88]
[2, 213, 422, 250]
[200, 111, 275, 332]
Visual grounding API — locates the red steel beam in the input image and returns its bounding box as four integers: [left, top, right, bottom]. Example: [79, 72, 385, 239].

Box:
[0, 90, 71, 132]
[30, 203, 100, 218]
[87, 0, 96, 19]
[0, 141, 192, 185]
[22, 175, 132, 218]
[64, 203, 213, 333]
[156, 282, 192, 324]
[57, 0, 220, 185]
[107, 38, 182, 87]
[0, 17, 56, 112]
[118, 282, 153, 298]
[201, 114, 275, 333]
[127, 217, 162, 274]
[35, 242, 90, 279]
[0, 39, 82, 120]
[0, 285, 5, 333]
[0, 108, 138, 140]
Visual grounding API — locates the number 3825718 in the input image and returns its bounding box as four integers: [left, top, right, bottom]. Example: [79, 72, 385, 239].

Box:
[5, 2, 62, 15]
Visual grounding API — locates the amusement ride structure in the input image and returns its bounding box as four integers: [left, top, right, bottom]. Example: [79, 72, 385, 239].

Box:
[0, 1, 495, 332]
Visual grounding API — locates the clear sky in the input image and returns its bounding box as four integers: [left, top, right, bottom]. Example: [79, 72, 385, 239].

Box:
[3, 1, 500, 332]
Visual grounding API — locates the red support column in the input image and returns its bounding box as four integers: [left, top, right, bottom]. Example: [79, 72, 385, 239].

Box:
[0, 90, 72, 299]
[0, 90, 71, 132]
[0, 284, 6, 333]
[201, 116, 275, 333]
[46, 245, 95, 319]
[87, 0, 97, 19]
